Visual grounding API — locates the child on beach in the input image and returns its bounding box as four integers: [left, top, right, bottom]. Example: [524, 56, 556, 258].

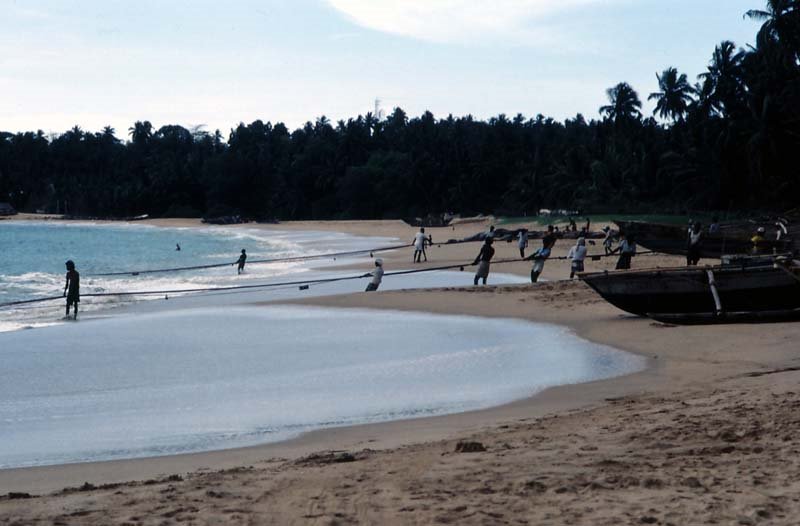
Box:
[568, 237, 587, 279]
[63, 260, 80, 320]
[364, 258, 384, 291]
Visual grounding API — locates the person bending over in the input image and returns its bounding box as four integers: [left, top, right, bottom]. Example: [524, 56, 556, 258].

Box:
[526, 225, 557, 282]
[365, 258, 385, 292]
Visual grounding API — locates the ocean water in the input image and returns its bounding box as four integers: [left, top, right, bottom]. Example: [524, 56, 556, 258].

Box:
[0, 222, 392, 331]
[0, 306, 646, 469]
[0, 222, 528, 332]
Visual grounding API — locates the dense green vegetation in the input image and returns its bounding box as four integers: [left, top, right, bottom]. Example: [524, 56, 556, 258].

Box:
[1, 2, 798, 220]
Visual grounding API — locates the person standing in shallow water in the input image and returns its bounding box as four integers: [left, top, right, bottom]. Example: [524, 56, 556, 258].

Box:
[473, 237, 495, 285]
[236, 249, 247, 274]
[63, 260, 80, 320]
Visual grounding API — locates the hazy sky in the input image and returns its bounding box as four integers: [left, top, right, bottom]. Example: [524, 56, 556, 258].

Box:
[1, 0, 761, 137]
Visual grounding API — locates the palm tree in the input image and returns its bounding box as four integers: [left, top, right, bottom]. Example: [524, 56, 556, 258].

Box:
[600, 82, 643, 125]
[688, 77, 717, 119]
[648, 67, 694, 122]
[127, 120, 153, 145]
[699, 41, 745, 117]
[745, 0, 800, 52]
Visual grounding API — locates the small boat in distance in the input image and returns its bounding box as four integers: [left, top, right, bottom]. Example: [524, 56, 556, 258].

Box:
[614, 220, 792, 259]
[579, 257, 800, 324]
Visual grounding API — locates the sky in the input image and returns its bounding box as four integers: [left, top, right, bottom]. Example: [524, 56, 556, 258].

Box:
[0, 0, 762, 138]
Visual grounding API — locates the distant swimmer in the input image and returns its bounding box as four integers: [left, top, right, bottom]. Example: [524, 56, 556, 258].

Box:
[526, 225, 556, 283]
[473, 237, 495, 286]
[63, 260, 80, 320]
[236, 249, 247, 274]
[176, 243, 181, 251]
[412, 227, 430, 263]
[364, 258, 384, 292]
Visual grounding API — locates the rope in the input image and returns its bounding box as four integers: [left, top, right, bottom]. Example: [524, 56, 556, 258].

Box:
[0, 249, 661, 310]
[0, 262, 471, 310]
[89, 243, 413, 277]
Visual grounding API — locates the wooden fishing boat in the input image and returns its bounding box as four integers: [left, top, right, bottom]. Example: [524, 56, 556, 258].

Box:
[579, 259, 800, 324]
[614, 220, 792, 258]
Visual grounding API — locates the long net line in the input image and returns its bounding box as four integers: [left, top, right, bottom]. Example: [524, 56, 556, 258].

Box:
[0, 249, 657, 310]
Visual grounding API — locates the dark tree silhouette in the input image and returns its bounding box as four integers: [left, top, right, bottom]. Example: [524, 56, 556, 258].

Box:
[600, 83, 643, 125]
[649, 67, 694, 122]
[1, 2, 799, 219]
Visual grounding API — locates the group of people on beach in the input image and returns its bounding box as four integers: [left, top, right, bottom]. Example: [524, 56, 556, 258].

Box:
[402, 223, 638, 289]
[57, 223, 643, 315]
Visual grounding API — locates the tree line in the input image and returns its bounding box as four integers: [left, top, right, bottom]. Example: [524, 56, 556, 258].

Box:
[1, 1, 798, 220]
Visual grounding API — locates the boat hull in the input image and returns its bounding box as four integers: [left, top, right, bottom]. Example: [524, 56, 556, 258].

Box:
[580, 265, 800, 317]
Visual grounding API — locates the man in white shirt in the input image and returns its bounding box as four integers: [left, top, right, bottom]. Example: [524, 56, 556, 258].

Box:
[412, 227, 430, 263]
[568, 237, 588, 279]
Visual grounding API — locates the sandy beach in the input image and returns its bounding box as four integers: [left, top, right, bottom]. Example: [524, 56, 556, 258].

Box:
[2, 216, 800, 524]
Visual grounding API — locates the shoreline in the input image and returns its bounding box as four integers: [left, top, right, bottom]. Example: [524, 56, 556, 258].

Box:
[3, 217, 799, 523]
[0, 217, 654, 494]
[0, 295, 654, 494]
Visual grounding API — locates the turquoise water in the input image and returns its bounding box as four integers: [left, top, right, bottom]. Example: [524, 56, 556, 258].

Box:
[0, 222, 527, 331]
[0, 222, 393, 331]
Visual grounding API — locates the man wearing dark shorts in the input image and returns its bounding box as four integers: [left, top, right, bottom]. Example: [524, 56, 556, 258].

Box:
[64, 260, 80, 320]
[236, 249, 247, 274]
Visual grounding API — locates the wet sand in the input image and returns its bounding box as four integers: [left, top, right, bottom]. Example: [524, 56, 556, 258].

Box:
[2, 216, 799, 524]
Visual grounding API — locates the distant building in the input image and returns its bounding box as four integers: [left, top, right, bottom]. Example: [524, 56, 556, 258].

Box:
[0, 202, 17, 216]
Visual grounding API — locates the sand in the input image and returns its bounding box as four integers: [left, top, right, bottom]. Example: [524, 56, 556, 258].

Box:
[2, 216, 800, 524]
